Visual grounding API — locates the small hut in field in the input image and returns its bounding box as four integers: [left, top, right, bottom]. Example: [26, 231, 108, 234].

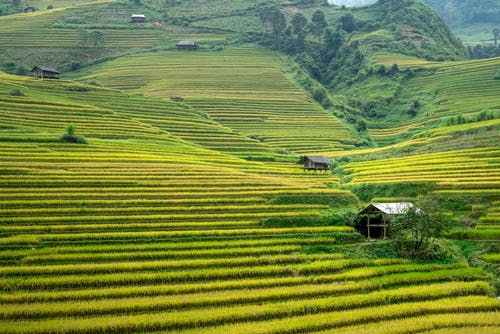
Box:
[303, 156, 330, 172]
[131, 14, 146, 23]
[24, 6, 35, 13]
[176, 40, 199, 51]
[358, 202, 415, 240]
[31, 66, 62, 79]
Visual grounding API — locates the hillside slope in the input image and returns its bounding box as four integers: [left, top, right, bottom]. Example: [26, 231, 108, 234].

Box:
[1, 69, 499, 334]
[72, 48, 357, 154]
[0, 0, 499, 332]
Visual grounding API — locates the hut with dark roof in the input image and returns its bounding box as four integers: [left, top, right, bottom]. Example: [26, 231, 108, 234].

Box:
[131, 14, 146, 23]
[176, 40, 199, 51]
[31, 66, 62, 79]
[24, 6, 35, 13]
[303, 156, 330, 172]
[358, 202, 416, 239]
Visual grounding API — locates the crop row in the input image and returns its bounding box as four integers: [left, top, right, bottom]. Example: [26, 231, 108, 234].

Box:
[0, 281, 489, 321]
[1, 294, 496, 334]
[0, 253, 345, 277]
[0, 258, 403, 291]
[0, 264, 475, 304]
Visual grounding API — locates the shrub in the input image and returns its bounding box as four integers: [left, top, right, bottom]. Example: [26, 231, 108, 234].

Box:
[14, 66, 28, 76]
[390, 195, 453, 259]
[60, 124, 87, 144]
[8, 89, 24, 96]
[64, 86, 89, 92]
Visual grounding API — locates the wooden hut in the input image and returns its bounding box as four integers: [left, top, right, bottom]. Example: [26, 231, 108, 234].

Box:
[31, 66, 62, 79]
[303, 156, 330, 172]
[24, 6, 36, 13]
[176, 40, 199, 51]
[131, 14, 146, 23]
[358, 202, 415, 240]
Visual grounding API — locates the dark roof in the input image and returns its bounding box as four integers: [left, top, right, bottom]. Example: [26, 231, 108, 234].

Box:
[177, 40, 197, 46]
[359, 202, 415, 215]
[31, 66, 62, 74]
[305, 156, 330, 164]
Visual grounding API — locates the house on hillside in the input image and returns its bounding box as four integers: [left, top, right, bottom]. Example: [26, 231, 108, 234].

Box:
[131, 14, 146, 23]
[303, 156, 331, 172]
[24, 6, 36, 13]
[176, 40, 199, 51]
[357, 202, 416, 240]
[31, 66, 62, 79]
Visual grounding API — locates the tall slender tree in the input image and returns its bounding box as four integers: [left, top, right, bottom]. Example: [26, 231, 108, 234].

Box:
[291, 13, 308, 48]
[310, 9, 327, 43]
[271, 9, 286, 50]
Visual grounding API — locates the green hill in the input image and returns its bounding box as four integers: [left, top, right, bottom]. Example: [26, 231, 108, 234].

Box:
[422, 0, 499, 43]
[0, 0, 499, 332]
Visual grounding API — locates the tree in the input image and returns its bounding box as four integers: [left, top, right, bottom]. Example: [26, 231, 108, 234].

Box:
[89, 30, 104, 56]
[77, 28, 90, 58]
[310, 9, 327, 43]
[271, 9, 286, 50]
[258, 4, 277, 34]
[60, 124, 87, 144]
[493, 28, 499, 46]
[390, 195, 451, 259]
[291, 13, 308, 38]
[324, 28, 344, 63]
[339, 12, 356, 33]
[291, 13, 308, 49]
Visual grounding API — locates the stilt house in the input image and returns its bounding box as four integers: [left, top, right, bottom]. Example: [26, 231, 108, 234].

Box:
[358, 202, 415, 240]
[303, 156, 330, 171]
[176, 41, 199, 51]
[31, 66, 62, 79]
[131, 14, 146, 23]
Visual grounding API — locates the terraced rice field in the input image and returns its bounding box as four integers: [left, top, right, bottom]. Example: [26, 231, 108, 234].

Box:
[1, 2, 499, 330]
[367, 56, 500, 146]
[342, 147, 500, 195]
[75, 48, 356, 154]
[1, 63, 499, 332]
[0, 1, 228, 50]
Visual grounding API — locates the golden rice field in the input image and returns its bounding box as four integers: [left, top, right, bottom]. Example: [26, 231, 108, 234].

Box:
[342, 147, 500, 195]
[0, 2, 499, 330]
[367, 55, 500, 146]
[1, 66, 499, 332]
[74, 48, 357, 154]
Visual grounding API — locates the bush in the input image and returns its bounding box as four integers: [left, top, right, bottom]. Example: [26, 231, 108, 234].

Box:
[390, 195, 453, 259]
[9, 89, 24, 96]
[64, 86, 89, 92]
[15, 66, 28, 76]
[60, 124, 87, 144]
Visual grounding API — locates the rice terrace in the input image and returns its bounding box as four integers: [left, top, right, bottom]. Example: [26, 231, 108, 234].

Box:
[0, 0, 499, 333]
